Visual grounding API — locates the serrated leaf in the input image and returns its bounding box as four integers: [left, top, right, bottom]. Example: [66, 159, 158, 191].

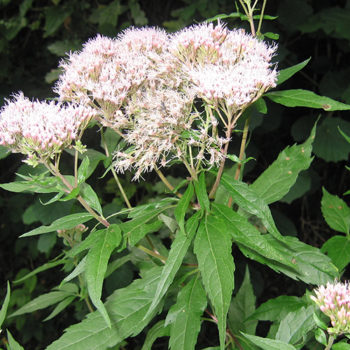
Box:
[220, 175, 282, 240]
[277, 58, 311, 85]
[194, 214, 235, 350]
[212, 203, 295, 269]
[7, 330, 24, 350]
[249, 295, 307, 322]
[167, 275, 207, 350]
[0, 282, 10, 329]
[43, 296, 76, 322]
[174, 183, 194, 233]
[144, 212, 201, 319]
[250, 122, 316, 204]
[10, 291, 71, 317]
[194, 173, 210, 212]
[141, 320, 170, 350]
[321, 188, 350, 234]
[321, 235, 350, 271]
[20, 213, 93, 237]
[265, 89, 350, 111]
[77, 156, 90, 184]
[46, 267, 163, 350]
[241, 332, 297, 350]
[85, 224, 122, 328]
[275, 306, 315, 345]
[228, 267, 257, 334]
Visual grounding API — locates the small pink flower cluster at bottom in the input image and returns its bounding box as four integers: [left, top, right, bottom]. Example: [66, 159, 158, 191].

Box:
[0, 93, 96, 164]
[311, 281, 350, 335]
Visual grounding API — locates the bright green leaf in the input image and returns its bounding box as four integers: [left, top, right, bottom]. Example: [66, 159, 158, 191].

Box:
[332, 342, 350, 350]
[80, 183, 103, 215]
[194, 173, 210, 212]
[277, 58, 311, 85]
[167, 275, 207, 350]
[43, 296, 76, 322]
[6, 330, 24, 350]
[194, 214, 235, 350]
[0, 282, 10, 329]
[174, 183, 194, 233]
[20, 213, 93, 237]
[46, 267, 164, 350]
[63, 256, 87, 283]
[241, 332, 296, 350]
[77, 156, 90, 184]
[266, 89, 350, 111]
[251, 122, 316, 204]
[141, 320, 170, 350]
[321, 188, 350, 235]
[85, 224, 122, 328]
[321, 235, 350, 271]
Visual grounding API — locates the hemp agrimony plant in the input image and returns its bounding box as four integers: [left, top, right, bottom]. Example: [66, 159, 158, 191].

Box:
[1, 1, 350, 349]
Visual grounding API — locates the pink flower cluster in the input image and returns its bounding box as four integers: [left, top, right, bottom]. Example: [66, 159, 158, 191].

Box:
[0, 93, 95, 164]
[311, 281, 350, 335]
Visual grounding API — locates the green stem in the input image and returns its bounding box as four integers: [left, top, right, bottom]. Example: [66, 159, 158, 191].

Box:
[155, 167, 182, 198]
[136, 244, 167, 263]
[325, 335, 335, 350]
[74, 149, 79, 188]
[256, 0, 267, 35]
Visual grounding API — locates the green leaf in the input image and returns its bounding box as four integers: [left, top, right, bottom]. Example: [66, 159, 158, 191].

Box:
[43, 296, 76, 322]
[0, 145, 10, 160]
[275, 306, 315, 345]
[332, 342, 350, 350]
[212, 203, 295, 269]
[85, 224, 122, 328]
[228, 267, 257, 335]
[167, 275, 207, 350]
[250, 122, 316, 204]
[220, 175, 282, 240]
[249, 295, 307, 322]
[44, 6, 73, 37]
[141, 320, 170, 350]
[321, 188, 350, 235]
[194, 173, 210, 212]
[0, 176, 61, 193]
[37, 232, 57, 254]
[121, 203, 173, 246]
[46, 267, 164, 350]
[20, 213, 93, 237]
[0, 282, 10, 329]
[321, 236, 350, 271]
[14, 258, 66, 284]
[77, 156, 90, 184]
[6, 330, 24, 350]
[339, 127, 350, 144]
[80, 183, 103, 215]
[194, 214, 235, 350]
[174, 183, 194, 233]
[277, 58, 311, 85]
[145, 212, 200, 319]
[314, 328, 327, 346]
[241, 333, 297, 350]
[266, 89, 350, 111]
[10, 291, 71, 317]
[66, 229, 104, 258]
[62, 256, 87, 283]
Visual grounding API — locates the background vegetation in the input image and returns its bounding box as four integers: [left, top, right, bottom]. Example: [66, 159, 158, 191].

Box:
[0, 0, 350, 348]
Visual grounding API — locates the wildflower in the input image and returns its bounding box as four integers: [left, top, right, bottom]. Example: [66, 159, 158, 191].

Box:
[311, 281, 350, 335]
[0, 93, 95, 165]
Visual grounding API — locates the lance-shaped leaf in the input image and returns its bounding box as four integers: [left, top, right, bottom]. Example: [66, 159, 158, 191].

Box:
[265, 89, 350, 111]
[321, 188, 350, 235]
[322, 236, 350, 271]
[194, 214, 235, 350]
[250, 122, 316, 204]
[7, 330, 24, 350]
[166, 275, 207, 350]
[212, 203, 295, 269]
[174, 182, 194, 233]
[0, 282, 10, 329]
[20, 212, 93, 237]
[85, 224, 122, 328]
[241, 333, 296, 350]
[277, 58, 311, 85]
[141, 320, 170, 350]
[220, 175, 282, 240]
[144, 212, 201, 319]
[80, 183, 103, 215]
[46, 267, 164, 350]
[194, 173, 210, 212]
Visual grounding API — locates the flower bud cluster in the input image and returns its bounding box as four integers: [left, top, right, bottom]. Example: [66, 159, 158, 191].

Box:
[0, 93, 95, 165]
[311, 281, 350, 335]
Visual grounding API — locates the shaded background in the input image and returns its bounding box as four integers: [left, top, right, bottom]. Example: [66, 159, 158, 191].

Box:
[1, 0, 350, 348]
